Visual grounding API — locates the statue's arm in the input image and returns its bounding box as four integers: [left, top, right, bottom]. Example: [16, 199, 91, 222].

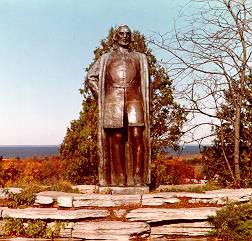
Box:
[149, 77, 153, 113]
[142, 53, 152, 112]
[86, 58, 101, 99]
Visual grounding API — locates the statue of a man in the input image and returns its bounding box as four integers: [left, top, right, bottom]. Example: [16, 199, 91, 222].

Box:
[86, 25, 151, 187]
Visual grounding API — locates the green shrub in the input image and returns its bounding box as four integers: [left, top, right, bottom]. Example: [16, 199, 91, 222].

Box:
[45, 221, 66, 238]
[2, 218, 25, 236]
[48, 180, 79, 193]
[209, 202, 252, 240]
[157, 181, 221, 193]
[3, 182, 78, 209]
[3, 188, 37, 208]
[26, 220, 47, 237]
[2, 218, 65, 238]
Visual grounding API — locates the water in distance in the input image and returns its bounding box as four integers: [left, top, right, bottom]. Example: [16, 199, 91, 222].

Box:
[164, 144, 204, 156]
[0, 145, 59, 158]
[0, 145, 203, 159]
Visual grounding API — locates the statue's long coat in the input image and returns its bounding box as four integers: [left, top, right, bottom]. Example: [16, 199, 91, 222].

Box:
[87, 51, 151, 185]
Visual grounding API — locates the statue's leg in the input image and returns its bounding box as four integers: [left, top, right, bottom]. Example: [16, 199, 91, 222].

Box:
[111, 128, 126, 186]
[129, 126, 144, 186]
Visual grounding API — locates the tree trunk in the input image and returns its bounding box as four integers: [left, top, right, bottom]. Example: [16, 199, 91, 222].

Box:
[234, 97, 241, 187]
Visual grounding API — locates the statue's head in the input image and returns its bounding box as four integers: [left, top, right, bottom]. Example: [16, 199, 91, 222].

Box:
[113, 25, 132, 48]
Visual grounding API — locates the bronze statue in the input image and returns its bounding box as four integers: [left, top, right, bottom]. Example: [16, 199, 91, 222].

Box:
[86, 25, 151, 187]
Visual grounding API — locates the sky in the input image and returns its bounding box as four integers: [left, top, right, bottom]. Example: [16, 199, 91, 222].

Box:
[0, 0, 193, 145]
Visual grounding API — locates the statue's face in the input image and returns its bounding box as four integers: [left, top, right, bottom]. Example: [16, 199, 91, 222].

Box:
[115, 26, 131, 47]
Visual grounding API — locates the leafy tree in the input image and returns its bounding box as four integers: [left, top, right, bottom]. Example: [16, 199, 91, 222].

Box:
[150, 0, 252, 186]
[202, 75, 252, 187]
[60, 27, 186, 184]
[60, 98, 98, 184]
[209, 202, 252, 241]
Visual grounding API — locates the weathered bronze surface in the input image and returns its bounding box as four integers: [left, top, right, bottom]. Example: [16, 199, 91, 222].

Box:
[86, 25, 151, 186]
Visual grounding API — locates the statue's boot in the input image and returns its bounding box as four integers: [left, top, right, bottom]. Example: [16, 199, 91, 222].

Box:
[130, 127, 144, 186]
[118, 173, 126, 186]
[134, 174, 143, 186]
[111, 129, 126, 186]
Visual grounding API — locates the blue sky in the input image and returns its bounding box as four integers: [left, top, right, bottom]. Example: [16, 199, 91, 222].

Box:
[0, 0, 189, 145]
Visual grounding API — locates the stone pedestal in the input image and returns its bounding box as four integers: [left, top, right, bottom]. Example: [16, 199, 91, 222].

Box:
[97, 186, 149, 195]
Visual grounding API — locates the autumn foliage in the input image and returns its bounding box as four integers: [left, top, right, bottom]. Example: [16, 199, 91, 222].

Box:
[0, 156, 64, 187]
[0, 154, 201, 188]
[151, 154, 199, 189]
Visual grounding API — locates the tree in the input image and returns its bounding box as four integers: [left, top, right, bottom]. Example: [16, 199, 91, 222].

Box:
[150, 0, 252, 186]
[60, 27, 186, 184]
[202, 74, 252, 187]
[59, 98, 98, 184]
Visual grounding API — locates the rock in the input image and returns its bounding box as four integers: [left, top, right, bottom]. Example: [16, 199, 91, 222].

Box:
[98, 186, 149, 195]
[57, 196, 73, 208]
[126, 207, 220, 223]
[157, 184, 206, 192]
[206, 188, 252, 195]
[151, 221, 213, 237]
[71, 221, 150, 240]
[36, 191, 76, 207]
[142, 193, 180, 206]
[0, 238, 80, 241]
[35, 195, 54, 205]
[71, 185, 97, 194]
[60, 228, 72, 238]
[239, 196, 251, 202]
[0, 187, 22, 199]
[209, 198, 218, 204]
[0, 220, 4, 235]
[60, 222, 75, 238]
[73, 194, 113, 207]
[2, 208, 109, 220]
[37, 191, 74, 199]
[217, 198, 228, 205]
[113, 209, 127, 219]
[174, 192, 218, 199]
[189, 198, 212, 204]
[205, 188, 252, 203]
[165, 197, 181, 204]
[73, 194, 141, 207]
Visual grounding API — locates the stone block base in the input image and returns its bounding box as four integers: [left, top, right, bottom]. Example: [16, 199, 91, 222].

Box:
[97, 186, 149, 195]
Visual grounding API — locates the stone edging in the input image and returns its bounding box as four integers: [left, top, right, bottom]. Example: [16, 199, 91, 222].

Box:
[0, 187, 251, 240]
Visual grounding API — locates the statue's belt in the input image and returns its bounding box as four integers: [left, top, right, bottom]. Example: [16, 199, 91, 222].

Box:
[108, 84, 139, 88]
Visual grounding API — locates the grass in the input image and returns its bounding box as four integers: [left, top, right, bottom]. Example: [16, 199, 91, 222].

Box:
[156, 181, 222, 193]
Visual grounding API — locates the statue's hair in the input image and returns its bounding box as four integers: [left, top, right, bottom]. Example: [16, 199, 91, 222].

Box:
[113, 25, 133, 42]
[115, 24, 131, 32]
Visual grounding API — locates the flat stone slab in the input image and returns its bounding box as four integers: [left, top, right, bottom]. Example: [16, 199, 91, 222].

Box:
[57, 196, 73, 208]
[98, 186, 149, 195]
[73, 194, 141, 207]
[151, 221, 213, 237]
[71, 185, 97, 194]
[35, 195, 54, 205]
[205, 188, 252, 201]
[177, 188, 252, 204]
[113, 209, 127, 219]
[68, 221, 150, 240]
[0, 239, 80, 241]
[36, 191, 75, 207]
[206, 188, 252, 195]
[37, 191, 74, 199]
[2, 208, 109, 220]
[142, 193, 180, 206]
[126, 207, 219, 223]
[0, 188, 22, 199]
[174, 192, 219, 199]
